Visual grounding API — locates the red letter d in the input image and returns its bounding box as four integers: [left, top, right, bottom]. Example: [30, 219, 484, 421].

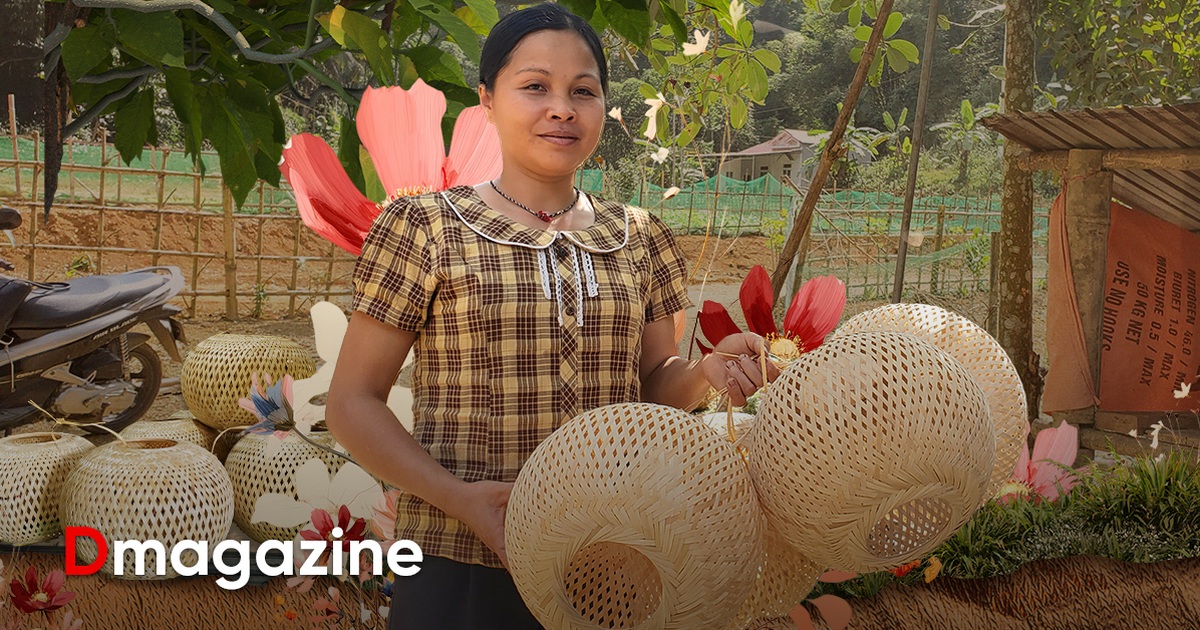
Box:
[65, 526, 107, 576]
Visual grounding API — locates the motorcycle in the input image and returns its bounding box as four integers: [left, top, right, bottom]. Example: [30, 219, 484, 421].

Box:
[0, 206, 186, 435]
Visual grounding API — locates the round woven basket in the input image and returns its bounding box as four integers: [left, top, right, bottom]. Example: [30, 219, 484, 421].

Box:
[224, 430, 343, 542]
[732, 524, 825, 630]
[507, 403, 764, 629]
[702, 412, 824, 630]
[181, 334, 316, 430]
[749, 331, 994, 572]
[0, 432, 93, 545]
[60, 438, 234, 579]
[833, 303, 1028, 500]
[120, 410, 217, 450]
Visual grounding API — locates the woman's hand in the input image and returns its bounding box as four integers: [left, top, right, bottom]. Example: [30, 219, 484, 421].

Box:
[702, 333, 781, 407]
[451, 480, 515, 568]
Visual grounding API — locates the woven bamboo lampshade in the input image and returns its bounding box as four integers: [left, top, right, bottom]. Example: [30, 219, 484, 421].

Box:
[749, 331, 994, 572]
[60, 439, 234, 579]
[506, 403, 764, 629]
[731, 524, 825, 630]
[702, 412, 824, 630]
[833, 303, 1028, 499]
[225, 430, 343, 542]
[181, 334, 316, 430]
[120, 410, 218, 450]
[0, 433, 93, 545]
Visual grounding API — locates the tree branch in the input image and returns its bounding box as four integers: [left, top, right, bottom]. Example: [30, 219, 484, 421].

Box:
[63, 74, 147, 138]
[72, 0, 328, 64]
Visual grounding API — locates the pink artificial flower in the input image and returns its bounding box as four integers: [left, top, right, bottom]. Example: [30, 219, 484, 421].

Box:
[1011, 421, 1079, 501]
[369, 489, 401, 545]
[280, 80, 502, 255]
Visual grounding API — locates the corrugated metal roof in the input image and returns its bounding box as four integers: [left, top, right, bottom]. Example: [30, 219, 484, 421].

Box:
[981, 103, 1200, 230]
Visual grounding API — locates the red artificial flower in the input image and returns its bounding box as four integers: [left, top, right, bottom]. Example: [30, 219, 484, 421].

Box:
[888, 559, 921, 578]
[299, 505, 368, 546]
[697, 265, 846, 357]
[9, 566, 76, 614]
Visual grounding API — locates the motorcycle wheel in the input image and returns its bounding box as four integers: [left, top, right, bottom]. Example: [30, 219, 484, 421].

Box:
[82, 344, 163, 434]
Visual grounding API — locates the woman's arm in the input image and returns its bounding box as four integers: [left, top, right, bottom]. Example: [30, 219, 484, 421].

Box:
[639, 313, 780, 409]
[326, 312, 513, 566]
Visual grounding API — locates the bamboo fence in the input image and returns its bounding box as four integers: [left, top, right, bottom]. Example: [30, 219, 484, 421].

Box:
[1, 93, 1049, 320]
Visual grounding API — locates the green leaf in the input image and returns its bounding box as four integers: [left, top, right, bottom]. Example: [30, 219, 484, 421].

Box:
[638, 82, 660, 99]
[163, 68, 203, 161]
[829, 0, 856, 12]
[113, 89, 157, 164]
[659, 0, 688, 44]
[460, 0, 500, 31]
[847, 4, 862, 27]
[678, 119, 701, 146]
[598, 0, 654, 48]
[882, 111, 895, 130]
[747, 61, 769, 102]
[889, 38, 920, 63]
[869, 51, 884, 86]
[989, 65, 1007, 81]
[454, 6, 490, 36]
[849, 45, 863, 63]
[405, 45, 467, 86]
[937, 14, 951, 30]
[729, 97, 748, 128]
[752, 49, 781, 73]
[651, 37, 675, 52]
[338, 116, 366, 196]
[560, 0, 607, 34]
[226, 77, 276, 151]
[864, 0, 879, 19]
[327, 6, 394, 85]
[411, 0, 481, 63]
[854, 25, 873, 42]
[360, 145, 387, 203]
[648, 49, 669, 73]
[883, 13, 903, 38]
[113, 9, 185, 68]
[199, 87, 258, 207]
[396, 53, 420, 89]
[61, 24, 115, 81]
[736, 21, 754, 47]
[886, 46, 911, 73]
[960, 99, 974, 126]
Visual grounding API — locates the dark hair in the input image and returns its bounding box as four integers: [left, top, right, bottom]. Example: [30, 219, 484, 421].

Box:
[479, 3, 608, 95]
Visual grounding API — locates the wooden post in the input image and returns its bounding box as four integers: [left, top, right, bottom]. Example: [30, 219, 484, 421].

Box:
[223, 185, 238, 321]
[771, 0, 896, 299]
[26, 205, 36, 278]
[67, 141, 75, 200]
[891, 0, 940, 304]
[987, 231, 1002, 334]
[1061, 149, 1112, 425]
[30, 131, 39, 205]
[190, 211, 202, 318]
[152, 150, 168, 266]
[96, 205, 105, 273]
[7, 94, 19, 198]
[288, 216, 302, 318]
[930, 204, 946, 293]
[255, 183, 265, 317]
[98, 131, 107, 206]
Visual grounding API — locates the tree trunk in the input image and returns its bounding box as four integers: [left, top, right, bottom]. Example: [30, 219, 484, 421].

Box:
[999, 0, 1039, 418]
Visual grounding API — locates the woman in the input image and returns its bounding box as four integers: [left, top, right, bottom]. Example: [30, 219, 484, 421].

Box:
[326, 4, 777, 628]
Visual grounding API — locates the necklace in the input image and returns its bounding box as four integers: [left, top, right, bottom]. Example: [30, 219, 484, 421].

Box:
[490, 180, 579, 222]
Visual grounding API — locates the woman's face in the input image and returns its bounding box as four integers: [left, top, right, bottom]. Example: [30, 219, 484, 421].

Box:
[479, 29, 605, 180]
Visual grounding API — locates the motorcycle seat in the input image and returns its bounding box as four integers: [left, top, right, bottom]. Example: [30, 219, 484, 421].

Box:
[9, 271, 170, 330]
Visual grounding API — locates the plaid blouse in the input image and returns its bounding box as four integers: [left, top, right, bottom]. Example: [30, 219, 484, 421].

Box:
[352, 185, 692, 567]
